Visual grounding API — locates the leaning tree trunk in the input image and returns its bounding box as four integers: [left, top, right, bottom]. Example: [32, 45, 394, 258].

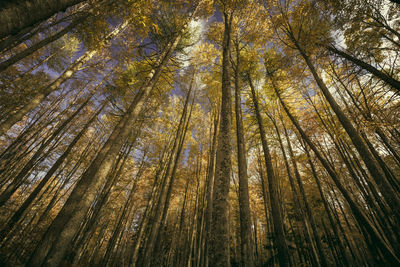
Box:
[0, 0, 86, 39]
[298, 45, 400, 224]
[0, 88, 95, 206]
[326, 45, 400, 93]
[0, 15, 85, 72]
[0, 100, 106, 243]
[282, 120, 328, 267]
[141, 84, 193, 267]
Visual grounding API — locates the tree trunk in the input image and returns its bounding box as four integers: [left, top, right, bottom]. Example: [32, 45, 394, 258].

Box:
[233, 41, 254, 267]
[282, 120, 328, 267]
[271, 77, 400, 265]
[0, 0, 85, 39]
[141, 83, 193, 267]
[209, 11, 233, 267]
[0, 88, 95, 206]
[203, 107, 219, 267]
[248, 75, 291, 267]
[0, 100, 105, 243]
[268, 113, 319, 266]
[326, 45, 400, 93]
[0, 15, 85, 72]
[296, 42, 400, 224]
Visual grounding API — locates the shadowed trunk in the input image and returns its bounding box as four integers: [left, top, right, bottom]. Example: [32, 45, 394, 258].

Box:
[0, 0, 85, 39]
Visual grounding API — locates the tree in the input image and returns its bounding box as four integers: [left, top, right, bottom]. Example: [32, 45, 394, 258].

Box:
[0, 0, 86, 39]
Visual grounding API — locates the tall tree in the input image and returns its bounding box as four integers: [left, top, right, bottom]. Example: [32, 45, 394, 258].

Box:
[209, 8, 233, 267]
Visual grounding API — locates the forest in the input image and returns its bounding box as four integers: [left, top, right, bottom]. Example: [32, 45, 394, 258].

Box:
[0, 0, 399, 266]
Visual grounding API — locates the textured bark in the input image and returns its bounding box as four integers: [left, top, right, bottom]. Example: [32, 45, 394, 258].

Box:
[303, 144, 351, 266]
[233, 41, 254, 267]
[269, 114, 318, 266]
[209, 11, 233, 267]
[129, 141, 171, 267]
[100, 161, 143, 267]
[0, 0, 85, 39]
[248, 75, 290, 267]
[26, 18, 187, 266]
[203, 108, 219, 267]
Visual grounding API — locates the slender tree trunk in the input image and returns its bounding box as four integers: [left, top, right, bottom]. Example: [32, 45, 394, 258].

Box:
[269, 113, 318, 266]
[248, 75, 290, 267]
[302, 143, 351, 266]
[142, 84, 193, 267]
[0, 101, 105, 243]
[0, 0, 85, 39]
[233, 41, 254, 267]
[326, 45, 400, 93]
[296, 43, 400, 222]
[282, 121, 328, 267]
[0, 89, 95, 206]
[100, 161, 143, 267]
[0, 15, 85, 72]
[203, 107, 219, 267]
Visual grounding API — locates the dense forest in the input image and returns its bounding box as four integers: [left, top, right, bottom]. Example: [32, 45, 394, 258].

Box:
[0, 0, 399, 266]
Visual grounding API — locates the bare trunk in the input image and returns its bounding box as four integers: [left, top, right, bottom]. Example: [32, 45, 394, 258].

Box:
[233, 41, 254, 267]
[248, 75, 290, 267]
[0, 0, 85, 39]
[0, 15, 84, 72]
[209, 11, 233, 267]
[272, 77, 400, 265]
[326, 45, 400, 93]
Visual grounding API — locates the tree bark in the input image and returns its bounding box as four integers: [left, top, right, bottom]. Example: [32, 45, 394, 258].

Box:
[0, 0, 85, 39]
[0, 100, 105, 243]
[0, 88, 95, 206]
[233, 41, 254, 267]
[0, 15, 85, 72]
[271, 77, 400, 265]
[209, 11, 233, 267]
[295, 40, 400, 224]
